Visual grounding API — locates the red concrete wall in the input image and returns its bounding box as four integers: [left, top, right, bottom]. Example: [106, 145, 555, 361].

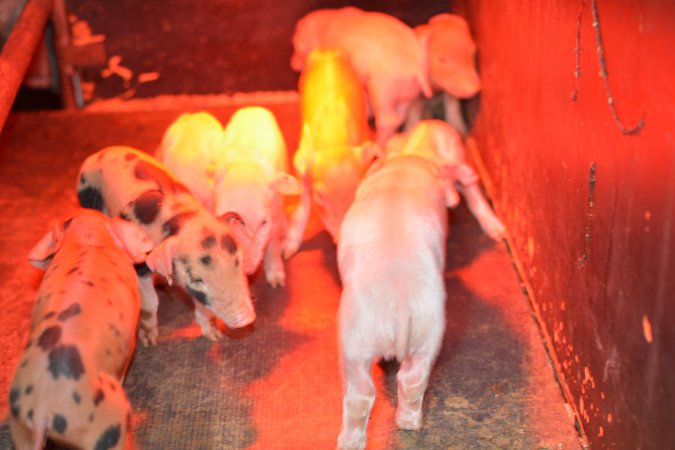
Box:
[460, 0, 675, 447]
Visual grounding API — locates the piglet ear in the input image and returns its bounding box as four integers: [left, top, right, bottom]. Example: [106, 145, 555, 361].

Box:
[28, 221, 65, 270]
[107, 218, 155, 263]
[221, 212, 257, 274]
[145, 236, 179, 285]
[271, 172, 302, 196]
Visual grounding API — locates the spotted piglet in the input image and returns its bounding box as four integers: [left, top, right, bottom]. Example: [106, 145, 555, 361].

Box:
[77, 146, 256, 344]
[8, 209, 153, 450]
[336, 154, 464, 450]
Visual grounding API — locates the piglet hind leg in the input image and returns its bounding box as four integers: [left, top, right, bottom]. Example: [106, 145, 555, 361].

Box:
[8, 415, 40, 450]
[395, 352, 436, 430]
[194, 302, 223, 341]
[80, 374, 131, 450]
[459, 182, 506, 242]
[281, 180, 311, 260]
[443, 94, 469, 136]
[337, 358, 376, 450]
[138, 273, 160, 346]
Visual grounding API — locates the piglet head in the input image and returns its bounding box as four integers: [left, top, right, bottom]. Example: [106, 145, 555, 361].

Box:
[146, 215, 256, 329]
[417, 14, 481, 98]
[213, 164, 301, 273]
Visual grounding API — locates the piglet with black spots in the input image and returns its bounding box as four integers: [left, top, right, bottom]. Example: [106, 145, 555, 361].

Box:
[8, 209, 153, 450]
[77, 146, 256, 344]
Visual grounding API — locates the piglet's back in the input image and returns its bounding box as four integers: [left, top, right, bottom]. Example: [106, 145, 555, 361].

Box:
[338, 155, 447, 278]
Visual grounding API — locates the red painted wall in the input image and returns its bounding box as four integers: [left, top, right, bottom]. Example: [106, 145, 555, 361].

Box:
[460, 0, 675, 447]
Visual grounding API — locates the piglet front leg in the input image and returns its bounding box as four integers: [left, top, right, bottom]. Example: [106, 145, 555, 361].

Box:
[265, 218, 287, 288]
[138, 273, 159, 346]
[458, 181, 505, 242]
[282, 178, 312, 260]
[443, 94, 468, 136]
[194, 302, 223, 341]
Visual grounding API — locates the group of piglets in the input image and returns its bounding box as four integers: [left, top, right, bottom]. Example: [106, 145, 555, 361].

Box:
[290, 7, 503, 450]
[291, 6, 481, 145]
[9, 135, 266, 448]
[8, 6, 502, 450]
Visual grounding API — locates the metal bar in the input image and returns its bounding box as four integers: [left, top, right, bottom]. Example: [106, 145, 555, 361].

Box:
[0, 0, 54, 135]
[51, 0, 78, 109]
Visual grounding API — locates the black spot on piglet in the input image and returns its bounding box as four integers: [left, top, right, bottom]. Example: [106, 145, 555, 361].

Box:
[58, 303, 82, 322]
[95, 424, 121, 450]
[9, 387, 20, 417]
[221, 235, 237, 255]
[94, 389, 105, 406]
[201, 235, 216, 249]
[52, 414, 68, 433]
[48, 345, 85, 380]
[38, 325, 62, 351]
[10, 387, 19, 402]
[134, 262, 151, 277]
[163, 211, 197, 238]
[133, 190, 164, 224]
[186, 286, 210, 306]
[78, 186, 105, 212]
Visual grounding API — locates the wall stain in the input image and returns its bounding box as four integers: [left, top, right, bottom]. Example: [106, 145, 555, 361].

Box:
[580, 162, 597, 268]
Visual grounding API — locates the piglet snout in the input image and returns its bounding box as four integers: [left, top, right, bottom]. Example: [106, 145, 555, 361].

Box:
[225, 307, 256, 329]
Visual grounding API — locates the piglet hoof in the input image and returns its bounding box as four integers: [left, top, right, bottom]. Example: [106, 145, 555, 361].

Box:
[201, 325, 223, 342]
[481, 215, 506, 242]
[139, 314, 158, 346]
[337, 432, 366, 450]
[281, 237, 301, 260]
[265, 267, 286, 288]
[139, 327, 158, 347]
[395, 409, 423, 431]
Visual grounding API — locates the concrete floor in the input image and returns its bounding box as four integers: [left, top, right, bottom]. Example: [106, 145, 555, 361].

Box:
[0, 101, 581, 449]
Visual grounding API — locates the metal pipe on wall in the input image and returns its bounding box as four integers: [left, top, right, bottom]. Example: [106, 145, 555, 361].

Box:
[0, 0, 54, 135]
